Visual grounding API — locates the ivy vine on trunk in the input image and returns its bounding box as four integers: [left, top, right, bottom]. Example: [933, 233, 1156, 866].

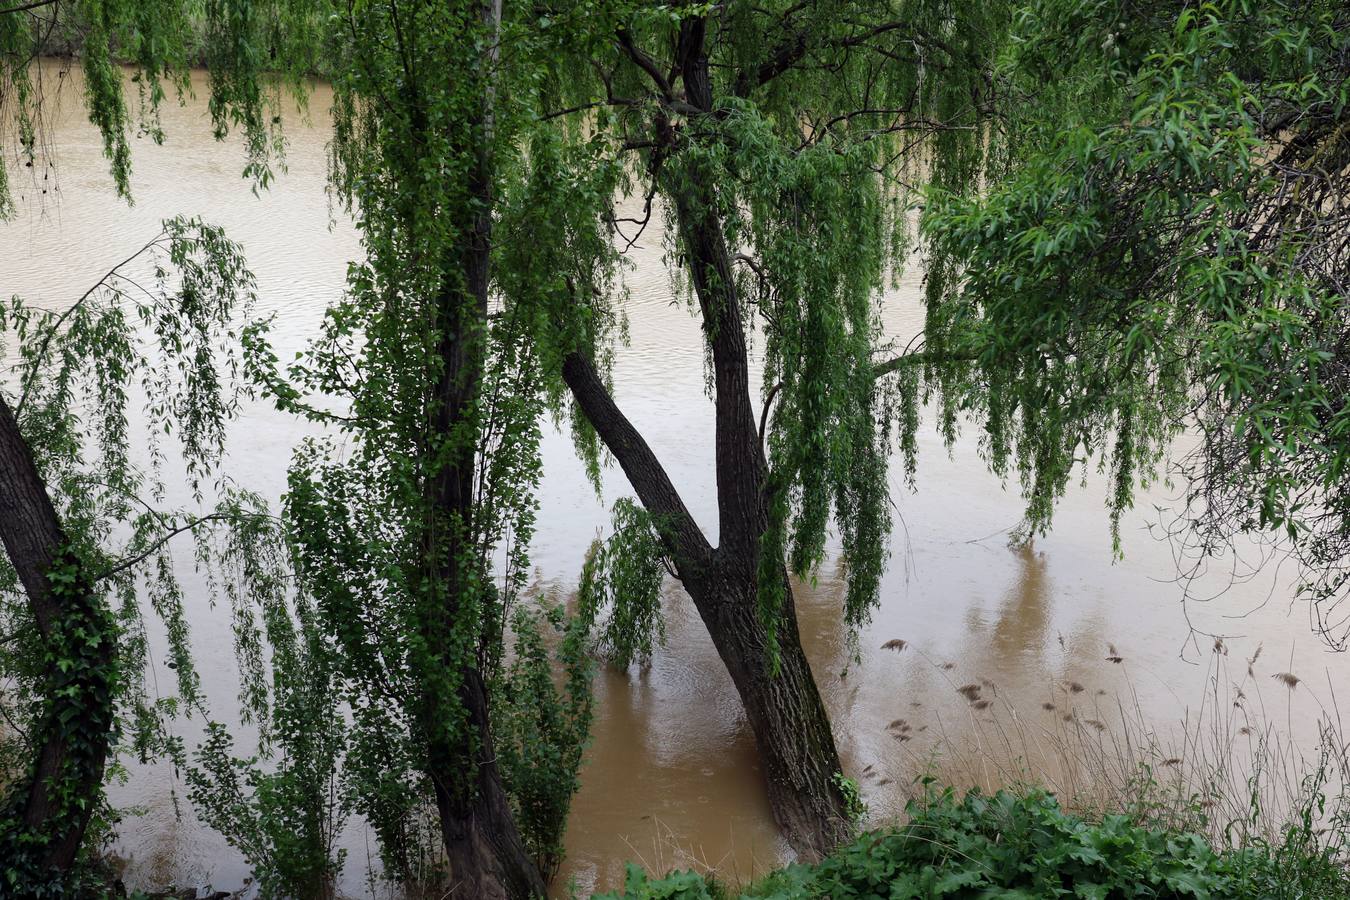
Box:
[0, 219, 281, 892]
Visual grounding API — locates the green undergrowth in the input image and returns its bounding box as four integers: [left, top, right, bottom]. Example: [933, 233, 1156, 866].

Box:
[593, 785, 1350, 900]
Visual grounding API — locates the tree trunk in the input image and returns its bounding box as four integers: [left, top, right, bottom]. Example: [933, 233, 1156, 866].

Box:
[559, 16, 855, 860]
[687, 565, 852, 859]
[419, 196, 543, 897]
[430, 670, 544, 900]
[561, 352, 851, 861]
[419, 2, 543, 895]
[423, 244, 545, 897]
[0, 392, 116, 872]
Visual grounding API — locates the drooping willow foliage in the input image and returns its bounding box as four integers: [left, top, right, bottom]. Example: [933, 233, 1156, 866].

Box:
[530, 0, 1009, 649]
[186, 578, 346, 899]
[0, 218, 294, 888]
[575, 498, 667, 670]
[0, 218, 273, 719]
[4, 0, 637, 887]
[238, 2, 625, 884]
[920, 0, 1350, 642]
[0, 0, 318, 215]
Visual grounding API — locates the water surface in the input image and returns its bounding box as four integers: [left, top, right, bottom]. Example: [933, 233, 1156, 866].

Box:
[3, 64, 1345, 896]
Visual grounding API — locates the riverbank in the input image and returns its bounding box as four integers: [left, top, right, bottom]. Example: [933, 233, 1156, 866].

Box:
[594, 669, 1350, 899]
[601, 782, 1350, 899]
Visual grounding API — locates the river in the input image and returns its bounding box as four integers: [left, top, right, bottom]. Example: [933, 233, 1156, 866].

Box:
[3, 65, 1346, 897]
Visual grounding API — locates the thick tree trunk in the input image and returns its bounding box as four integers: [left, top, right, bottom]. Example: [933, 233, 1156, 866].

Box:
[430, 671, 544, 900]
[0, 393, 116, 872]
[687, 566, 852, 859]
[559, 16, 854, 860]
[677, 25, 851, 856]
[561, 353, 851, 861]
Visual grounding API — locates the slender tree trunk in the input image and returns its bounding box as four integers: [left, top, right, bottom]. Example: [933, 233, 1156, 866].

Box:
[0, 393, 116, 872]
[420, 3, 543, 896]
[423, 229, 544, 897]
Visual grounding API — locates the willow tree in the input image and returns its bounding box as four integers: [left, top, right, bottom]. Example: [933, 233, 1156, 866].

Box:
[0, 1, 320, 888]
[919, 0, 1350, 645]
[529, 0, 1006, 858]
[0, 220, 288, 891]
[243, 2, 603, 895]
[6, 0, 598, 891]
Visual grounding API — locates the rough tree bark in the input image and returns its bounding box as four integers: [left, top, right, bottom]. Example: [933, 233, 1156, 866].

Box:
[0, 392, 116, 872]
[562, 18, 854, 860]
[419, 1, 544, 896]
[563, 347, 852, 860]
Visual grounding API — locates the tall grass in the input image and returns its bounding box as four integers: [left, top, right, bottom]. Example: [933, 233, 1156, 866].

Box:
[889, 644, 1350, 864]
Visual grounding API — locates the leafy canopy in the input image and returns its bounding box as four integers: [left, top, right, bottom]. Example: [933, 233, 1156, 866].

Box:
[921, 0, 1350, 642]
[533, 0, 1009, 651]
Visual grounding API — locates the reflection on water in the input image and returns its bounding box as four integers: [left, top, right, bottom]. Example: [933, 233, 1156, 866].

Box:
[3, 64, 1347, 897]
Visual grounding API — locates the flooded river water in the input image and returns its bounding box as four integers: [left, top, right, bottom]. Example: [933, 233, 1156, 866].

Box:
[4, 66, 1348, 897]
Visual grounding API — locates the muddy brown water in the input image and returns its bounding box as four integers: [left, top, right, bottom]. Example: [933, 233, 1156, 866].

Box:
[4, 65, 1348, 897]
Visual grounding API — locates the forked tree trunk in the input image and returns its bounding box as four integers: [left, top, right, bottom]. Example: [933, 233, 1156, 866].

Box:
[0, 393, 116, 872]
[562, 353, 852, 861]
[668, 172, 856, 855]
[558, 16, 855, 860]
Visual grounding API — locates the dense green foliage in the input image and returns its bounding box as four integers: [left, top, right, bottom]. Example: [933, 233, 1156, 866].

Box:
[920, 0, 1350, 641]
[243, 1, 616, 887]
[492, 602, 595, 880]
[6, 0, 1350, 894]
[0, 545, 114, 895]
[599, 786, 1350, 899]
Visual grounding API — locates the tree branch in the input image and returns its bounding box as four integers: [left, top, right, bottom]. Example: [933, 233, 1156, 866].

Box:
[738, 19, 916, 96]
[616, 28, 673, 98]
[561, 352, 714, 571]
[95, 511, 270, 582]
[0, 0, 59, 15]
[871, 347, 980, 378]
[15, 230, 166, 418]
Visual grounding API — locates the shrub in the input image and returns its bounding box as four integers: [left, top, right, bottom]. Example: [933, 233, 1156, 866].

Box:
[593, 864, 723, 900]
[597, 785, 1350, 899]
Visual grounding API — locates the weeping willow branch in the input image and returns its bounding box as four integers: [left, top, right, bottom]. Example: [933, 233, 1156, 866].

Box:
[14, 231, 167, 417]
[871, 347, 982, 378]
[756, 348, 982, 453]
[95, 511, 276, 582]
